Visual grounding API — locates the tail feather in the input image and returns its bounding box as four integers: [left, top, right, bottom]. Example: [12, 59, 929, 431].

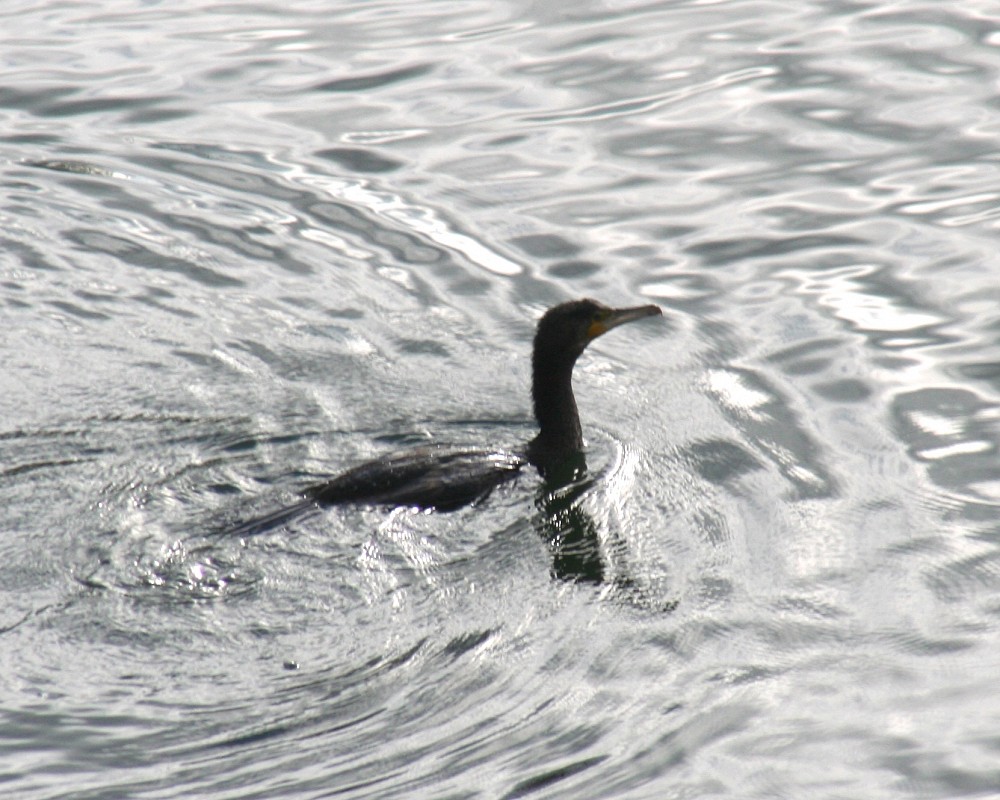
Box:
[219, 497, 318, 538]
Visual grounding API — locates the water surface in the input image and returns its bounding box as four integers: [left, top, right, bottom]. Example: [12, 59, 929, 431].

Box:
[2, 0, 1000, 797]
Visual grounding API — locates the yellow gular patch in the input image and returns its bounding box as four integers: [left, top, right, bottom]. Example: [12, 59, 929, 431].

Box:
[586, 320, 607, 339]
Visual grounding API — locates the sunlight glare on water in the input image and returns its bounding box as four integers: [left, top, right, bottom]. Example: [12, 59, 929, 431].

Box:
[2, 0, 1000, 797]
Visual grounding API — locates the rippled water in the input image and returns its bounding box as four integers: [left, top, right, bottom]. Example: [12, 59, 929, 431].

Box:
[3, 0, 1000, 797]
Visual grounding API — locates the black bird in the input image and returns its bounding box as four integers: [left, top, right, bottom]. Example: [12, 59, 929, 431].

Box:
[230, 299, 660, 532]
[525, 298, 661, 471]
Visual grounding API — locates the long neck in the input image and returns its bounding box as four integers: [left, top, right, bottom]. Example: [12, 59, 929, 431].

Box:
[529, 353, 583, 459]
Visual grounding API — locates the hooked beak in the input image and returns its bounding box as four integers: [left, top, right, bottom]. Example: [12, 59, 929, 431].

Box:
[588, 303, 662, 340]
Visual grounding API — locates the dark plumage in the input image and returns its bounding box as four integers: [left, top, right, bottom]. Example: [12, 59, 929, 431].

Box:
[307, 447, 525, 511]
[244, 299, 660, 526]
[525, 298, 661, 470]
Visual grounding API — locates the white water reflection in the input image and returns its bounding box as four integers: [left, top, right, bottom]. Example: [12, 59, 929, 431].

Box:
[296, 169, 524, 275]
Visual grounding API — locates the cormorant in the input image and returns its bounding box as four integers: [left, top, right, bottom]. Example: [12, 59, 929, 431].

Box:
[305, 298, 661, 510]
[229, 299, 660, 533]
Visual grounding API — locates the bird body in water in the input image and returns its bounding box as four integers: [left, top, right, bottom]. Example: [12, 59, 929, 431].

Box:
[302, 298, 661, 512]
[306, 446, 525, 512]
[229, 299, 660, 535]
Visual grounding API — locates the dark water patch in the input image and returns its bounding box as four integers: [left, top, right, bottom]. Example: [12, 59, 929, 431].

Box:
[317, 146, 404, 173]
[812, 378, 872, 402]
[33, 95, 182, 120]
[397, 337, 451, 357]
[684, 438, 763, 485]
[0, 132, 62, 145]
[0, 84, 77, 112]
[172, 349, 234, 370]
[48, 299, 111, 321]
[686, 234, 864, 267]
[1, 457, 90, 480]
[765, 337, 843, 365]
[547, 259, 601, 279]
[314, 63, 435, 93]
[65, 229, 245, 288]
[122, 106, 192, 124]
[133, 289, 200, 319]
[441, 628, 497, 661]
[778, 356, 832, 376]
[503, 755, 608, 799]
[509, 233, 581, 259]
[27, 158, 121, 177]
[880, 748, 1000, 799]
[0, 236, 62, 272]
[883, 631, 976, 656]
[958, 361, 1000, 384]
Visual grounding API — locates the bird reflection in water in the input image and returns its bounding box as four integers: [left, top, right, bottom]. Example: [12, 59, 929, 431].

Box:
[533, 450, 606, 584]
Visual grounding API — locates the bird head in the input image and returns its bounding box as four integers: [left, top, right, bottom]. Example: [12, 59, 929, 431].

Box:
[534, 298, 662, 363]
